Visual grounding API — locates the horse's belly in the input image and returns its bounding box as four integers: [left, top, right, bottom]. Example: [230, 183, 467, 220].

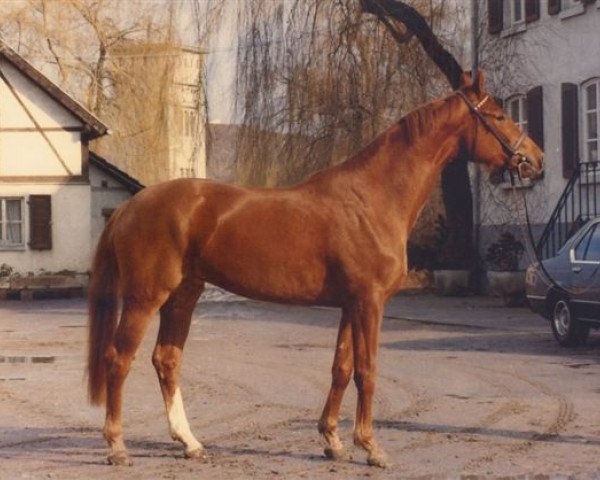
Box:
[196, 227, 332, 305]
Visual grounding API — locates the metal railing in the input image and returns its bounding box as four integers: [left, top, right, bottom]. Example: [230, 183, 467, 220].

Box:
[536, 161, 600, 259]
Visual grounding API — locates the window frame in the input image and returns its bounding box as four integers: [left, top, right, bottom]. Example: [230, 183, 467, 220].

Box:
[499, 94, 531, 187]
[506, 94, 528, 133]
[0, 197, 25, 250]
[559, 0, 586, 19]
[510, 0, 526, 25]
[582, 78, 600, 165]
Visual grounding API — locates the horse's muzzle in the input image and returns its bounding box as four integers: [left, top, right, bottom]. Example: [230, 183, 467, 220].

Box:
[516, 154, 544, 180]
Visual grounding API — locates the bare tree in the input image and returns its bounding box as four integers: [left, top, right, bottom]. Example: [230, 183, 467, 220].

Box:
[234, 0, 458, 182]
[0, 0, 226, 186]
[233, 0, 468, 261]
[360, 0, 476, 269]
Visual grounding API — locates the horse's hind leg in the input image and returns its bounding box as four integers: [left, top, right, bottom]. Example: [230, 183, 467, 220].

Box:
[152, 279, 204, 459]
[104, 296, 166, 466]
[318, 309, 353, 460]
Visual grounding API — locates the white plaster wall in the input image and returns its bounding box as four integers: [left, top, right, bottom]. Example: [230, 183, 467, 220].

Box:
[0, 60, 82, 128]
[0, 59, 83, 176]
[89, 165, 134, 249]
[0, 131, 82, 176]
[0, 183, 92, 274]
[478, 2, 600, 227]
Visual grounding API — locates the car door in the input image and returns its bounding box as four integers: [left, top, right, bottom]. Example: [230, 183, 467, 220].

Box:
[569, 222, 600, 320]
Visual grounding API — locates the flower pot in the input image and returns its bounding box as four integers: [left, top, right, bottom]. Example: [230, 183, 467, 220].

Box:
[433, 269, 470, 296]
[486, 270, 526, 307]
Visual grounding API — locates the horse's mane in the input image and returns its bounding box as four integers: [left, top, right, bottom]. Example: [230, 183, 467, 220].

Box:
[308, 90, 465, 181]
[394, 91, 463, 147]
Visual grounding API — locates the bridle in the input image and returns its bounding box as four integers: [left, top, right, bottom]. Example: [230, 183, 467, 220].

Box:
[457, 91, 573, 295]
[456, 90, 531, 184]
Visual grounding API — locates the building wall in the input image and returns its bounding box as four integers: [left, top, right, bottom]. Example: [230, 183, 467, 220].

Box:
[476, 0, 600, 263]
[0, 56, 94, 274]
[89, 165, 134, 250]
[168, 48, 207, 181]
[0, 59, 84, 177]
[0, 183, 92, 273]
[97, 44, 207, 186]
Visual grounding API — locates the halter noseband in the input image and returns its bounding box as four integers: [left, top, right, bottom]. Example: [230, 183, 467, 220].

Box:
[456, 90, 530, 183]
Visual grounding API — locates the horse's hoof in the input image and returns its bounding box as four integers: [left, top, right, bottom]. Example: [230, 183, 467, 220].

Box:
[324, 446, 347, 461]
[107, 451, 132, 466]
[367, 451, 389, 469]
[185, 447, 207, 460]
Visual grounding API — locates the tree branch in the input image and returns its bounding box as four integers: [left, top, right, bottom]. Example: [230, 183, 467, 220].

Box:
[360, 0, 463, 89]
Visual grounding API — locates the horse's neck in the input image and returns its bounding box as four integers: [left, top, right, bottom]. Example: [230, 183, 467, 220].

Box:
[341, 96, 468, 232]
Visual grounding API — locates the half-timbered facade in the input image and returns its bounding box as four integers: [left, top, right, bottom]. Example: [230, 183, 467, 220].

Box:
[0, 41, 141, 278]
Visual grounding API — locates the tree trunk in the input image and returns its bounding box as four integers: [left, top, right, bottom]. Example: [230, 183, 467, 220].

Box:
[360, 0, 474, 269]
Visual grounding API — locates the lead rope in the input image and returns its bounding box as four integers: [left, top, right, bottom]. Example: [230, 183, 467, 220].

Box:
[510, 183, 599, 295]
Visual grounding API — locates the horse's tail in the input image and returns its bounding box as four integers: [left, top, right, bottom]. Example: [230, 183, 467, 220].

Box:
[87, 217, 120, 406]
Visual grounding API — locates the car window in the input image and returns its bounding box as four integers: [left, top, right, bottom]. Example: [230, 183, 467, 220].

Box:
[584, 225, 600, 261]
[574, 225, 595, 261]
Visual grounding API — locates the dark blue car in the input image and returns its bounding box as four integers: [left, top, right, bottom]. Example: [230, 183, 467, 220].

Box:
[526, 217, 600, 346]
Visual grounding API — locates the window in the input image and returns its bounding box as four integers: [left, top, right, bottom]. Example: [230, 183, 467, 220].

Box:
[0, 198, 24, 248]
[499, 91, 543, 187]
[583, 79, 599, 163]
[488, 0, 540, 34]
[510, 0, 525, 24]
[574, 225, 594, 261]
[102, 208, 115, 224]
[586, 225, 600, 261]
[574, 224, 600, 262]
[507, 95, 528, 132]
[182, 109, 198, 137]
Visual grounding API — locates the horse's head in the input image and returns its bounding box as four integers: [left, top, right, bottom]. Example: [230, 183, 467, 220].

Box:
[458, 71, 544, 181]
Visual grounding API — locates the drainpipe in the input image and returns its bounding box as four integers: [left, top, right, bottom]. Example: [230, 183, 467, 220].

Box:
[471, 0, 482, 281]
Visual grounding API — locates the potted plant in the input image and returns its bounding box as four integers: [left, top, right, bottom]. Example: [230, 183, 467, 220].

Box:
[485, 232, 526, 306]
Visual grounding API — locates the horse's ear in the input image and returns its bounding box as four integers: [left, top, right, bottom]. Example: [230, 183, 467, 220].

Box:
[473, 70, 485, 94]
[459, 71, 472, 89]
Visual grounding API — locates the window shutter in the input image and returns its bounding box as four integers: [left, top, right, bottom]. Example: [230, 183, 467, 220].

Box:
[561, 83, 579, 179]
[526, 86, 544, 150]
[525, 0, 540, 22]
[548, 0, 561, 15]
[488, 0, 504, 34]
[29, 195, 52, 250]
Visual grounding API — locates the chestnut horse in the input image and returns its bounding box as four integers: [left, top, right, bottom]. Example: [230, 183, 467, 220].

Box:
[88, 72, 543, 467]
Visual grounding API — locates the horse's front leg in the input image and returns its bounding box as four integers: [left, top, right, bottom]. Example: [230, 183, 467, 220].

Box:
[318, 310, 353, 460]
[350, 295, 388, 468]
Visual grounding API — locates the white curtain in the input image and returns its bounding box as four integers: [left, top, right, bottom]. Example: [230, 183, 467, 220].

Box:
[5, 200, 22, 244]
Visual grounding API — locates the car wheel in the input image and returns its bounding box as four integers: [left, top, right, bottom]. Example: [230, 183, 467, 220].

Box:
[550, 298, 590, 347]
